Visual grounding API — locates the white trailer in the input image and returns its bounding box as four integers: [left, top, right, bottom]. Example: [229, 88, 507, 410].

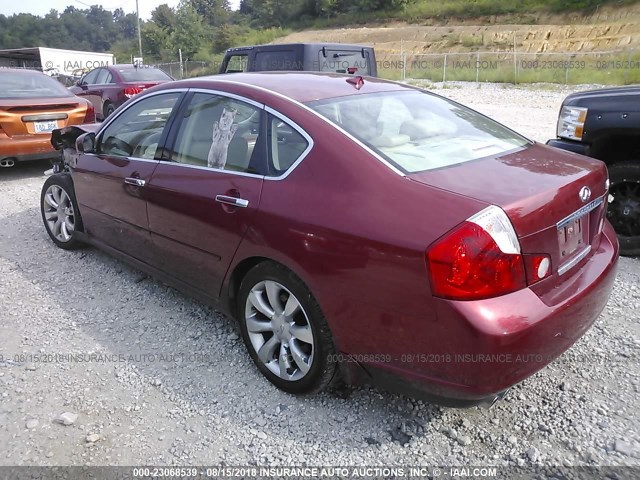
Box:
[0, 47, 114, 75]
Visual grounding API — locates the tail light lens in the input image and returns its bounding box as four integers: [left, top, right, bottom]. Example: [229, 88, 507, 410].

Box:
[83, 102, 96, 123]
[524, 254, 551, 285]
[123, 87, 143, 98]
[426, 206, 526, 300]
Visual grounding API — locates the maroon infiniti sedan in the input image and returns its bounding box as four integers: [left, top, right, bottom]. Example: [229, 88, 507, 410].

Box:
[69, 64, 173, 121]
[41, 73, 618, 407]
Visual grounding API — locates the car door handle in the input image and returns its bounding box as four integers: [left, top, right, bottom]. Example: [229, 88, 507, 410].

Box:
[124, 177, 146, 187]
[215, 195, 249, 208]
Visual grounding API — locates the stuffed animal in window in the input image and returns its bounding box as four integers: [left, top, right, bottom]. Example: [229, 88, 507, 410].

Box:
[207, 108, 238, 169]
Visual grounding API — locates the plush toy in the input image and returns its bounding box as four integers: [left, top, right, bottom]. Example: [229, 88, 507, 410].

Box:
[207, 108, 238, 169]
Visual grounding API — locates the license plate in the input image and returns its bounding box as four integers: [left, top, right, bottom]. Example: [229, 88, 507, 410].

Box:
[34, 120, 58, 133]
[558, 214, 589, 259]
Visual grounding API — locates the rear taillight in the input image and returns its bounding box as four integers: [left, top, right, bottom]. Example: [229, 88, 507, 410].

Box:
[426, 206, 526, 300]
[123, 87, 143, 98]
[83, 103, 95, 123]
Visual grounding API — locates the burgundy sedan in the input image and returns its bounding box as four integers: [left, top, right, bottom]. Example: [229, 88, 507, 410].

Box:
[41, 73, 618, 407]
[69, 64, 173, 121]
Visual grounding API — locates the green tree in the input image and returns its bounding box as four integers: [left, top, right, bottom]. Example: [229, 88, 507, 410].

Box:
[170, 1, 206, 59]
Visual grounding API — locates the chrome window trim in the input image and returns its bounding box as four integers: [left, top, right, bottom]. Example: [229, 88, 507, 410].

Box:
[264, 106, 314, 181]
[159, 161, 265, 179]
[199, 78, 406, 177]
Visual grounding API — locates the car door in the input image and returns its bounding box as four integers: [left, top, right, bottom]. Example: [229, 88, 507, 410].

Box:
[72, 91, 184, 265]
[71, 68, 99, 101]
[145, 91, 267, 297]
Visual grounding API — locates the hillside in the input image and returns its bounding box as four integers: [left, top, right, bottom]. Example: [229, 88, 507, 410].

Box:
[275, 3, 640, 55]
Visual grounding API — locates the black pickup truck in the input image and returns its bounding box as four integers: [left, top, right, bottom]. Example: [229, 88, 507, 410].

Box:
[548, 86, 640, 256]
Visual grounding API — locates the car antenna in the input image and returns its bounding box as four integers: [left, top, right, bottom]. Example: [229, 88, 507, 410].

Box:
[346, 76, 365, 90]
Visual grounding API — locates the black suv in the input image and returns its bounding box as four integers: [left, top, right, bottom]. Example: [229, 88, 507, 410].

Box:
[219, 43, 377, 77]
[548, 86, 640, 256]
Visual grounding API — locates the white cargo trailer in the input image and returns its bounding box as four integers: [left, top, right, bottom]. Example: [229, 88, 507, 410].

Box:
[0, 47, 114, 75]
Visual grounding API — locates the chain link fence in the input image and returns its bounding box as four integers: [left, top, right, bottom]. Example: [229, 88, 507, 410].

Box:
[149, 48, 640, 85]
[377, 49, 640, 84]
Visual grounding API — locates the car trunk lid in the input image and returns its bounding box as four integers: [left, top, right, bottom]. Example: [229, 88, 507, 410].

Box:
[0, 97, 84, 137]
[409, 142, 609, 277]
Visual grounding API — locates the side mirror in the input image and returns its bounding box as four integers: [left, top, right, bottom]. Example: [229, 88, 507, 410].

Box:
[76, 132, 96, 153]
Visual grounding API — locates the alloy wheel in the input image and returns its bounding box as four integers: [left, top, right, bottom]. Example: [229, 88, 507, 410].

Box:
[244, 280, 314, 381]
[608, 180, 640, 238]
[43, 184, 76, 243]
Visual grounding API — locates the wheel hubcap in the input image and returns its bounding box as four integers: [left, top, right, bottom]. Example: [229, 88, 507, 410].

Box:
[43, 185, 75, 242]
[244, 280, 314, 381]
[608, 180, 640, 238]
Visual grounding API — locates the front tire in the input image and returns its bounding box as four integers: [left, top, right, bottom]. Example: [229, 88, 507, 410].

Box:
[40, 174, 84, 250]
[237, 262, 337, 395]
[607, 162, 640, 257]
[103, 102, 115, 119]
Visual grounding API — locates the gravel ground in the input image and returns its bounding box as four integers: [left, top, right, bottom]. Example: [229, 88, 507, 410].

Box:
[0, 83, 639, 468]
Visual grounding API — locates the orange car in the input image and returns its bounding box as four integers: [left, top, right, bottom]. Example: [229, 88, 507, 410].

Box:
[0, 69, 95, 168]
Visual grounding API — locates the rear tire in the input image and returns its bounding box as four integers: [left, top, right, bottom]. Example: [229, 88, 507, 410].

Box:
[237, 262, 338, 395]
[40, 174, 84, 250]
[607, 162, 640, 257]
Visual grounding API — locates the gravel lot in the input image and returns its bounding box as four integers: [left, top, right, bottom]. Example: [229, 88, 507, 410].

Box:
[0, 83, 638, 468]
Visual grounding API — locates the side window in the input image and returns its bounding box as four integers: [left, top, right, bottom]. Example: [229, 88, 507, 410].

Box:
[82, 69, 99, 85]
[171, 93, 263, 174]
[225, 55, 248, 73]
[267, 114, 310, 176]
[95, 69, 110, 84]
[103, 71, 114, 84]
[98, 92, 181, 159]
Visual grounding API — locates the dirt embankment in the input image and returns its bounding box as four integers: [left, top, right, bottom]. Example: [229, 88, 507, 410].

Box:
[274, 3, 640, 55]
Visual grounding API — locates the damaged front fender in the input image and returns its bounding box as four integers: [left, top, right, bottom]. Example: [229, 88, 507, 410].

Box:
[49, 124, 101, 173]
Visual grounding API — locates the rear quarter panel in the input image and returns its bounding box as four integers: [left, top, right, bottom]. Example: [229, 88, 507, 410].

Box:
[224, 95, 489, 356]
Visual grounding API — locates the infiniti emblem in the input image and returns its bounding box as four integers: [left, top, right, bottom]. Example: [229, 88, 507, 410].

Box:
[579, 186, 591, 203]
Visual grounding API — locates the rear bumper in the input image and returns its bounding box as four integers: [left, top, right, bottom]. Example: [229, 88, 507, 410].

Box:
[546, 138, 590, 157]
[0, 132, 57, 162]
[355, 223, 619, 406]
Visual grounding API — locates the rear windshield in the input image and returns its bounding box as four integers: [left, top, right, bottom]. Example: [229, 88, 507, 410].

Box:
[254, 51, 301, 70]
[319, 50, 371, 75]
[0, 70, 72, 99]
[118, 68, 172, 82]
[307, 90, 529, 173]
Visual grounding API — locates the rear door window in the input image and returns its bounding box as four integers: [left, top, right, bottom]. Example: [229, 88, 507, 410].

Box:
[95, 69, 110, 84]
[319, 49, 371, 75]
[170, 93, 265, 174]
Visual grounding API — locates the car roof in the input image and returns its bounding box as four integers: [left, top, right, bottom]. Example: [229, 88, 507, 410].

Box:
[226, 43, 373, 52]
[192, 72, 411, 103]
[0, 68, 47, 75]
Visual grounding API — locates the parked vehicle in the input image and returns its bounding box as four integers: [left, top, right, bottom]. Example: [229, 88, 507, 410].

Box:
[547, 86, 640, 256]
[220, 43, 377, 76]
[0, 68, 94, 168]
[42, 73, 618, 406]
[69, 64, 173, 121]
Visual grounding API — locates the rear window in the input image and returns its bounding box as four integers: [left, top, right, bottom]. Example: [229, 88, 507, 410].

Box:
[254, 51, 301, 71]
[319, 50, 371, 75]
[0, 70, 72, 99]
[307, 90, 529, 173]
[118, 67, 172, 82]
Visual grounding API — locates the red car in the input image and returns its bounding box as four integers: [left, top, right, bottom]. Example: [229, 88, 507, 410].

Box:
[69, 64, 173, 121]
[41, 73, 618, 407]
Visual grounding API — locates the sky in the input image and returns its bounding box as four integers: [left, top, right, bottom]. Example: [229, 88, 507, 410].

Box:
[0, 0, 241, 20]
